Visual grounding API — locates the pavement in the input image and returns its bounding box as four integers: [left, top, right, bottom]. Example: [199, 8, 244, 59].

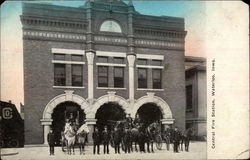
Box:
[1, 141, 206, 160]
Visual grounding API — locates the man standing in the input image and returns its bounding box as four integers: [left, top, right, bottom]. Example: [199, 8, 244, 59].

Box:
[123, 127, 131, 153]
[164, 128, 171, 151]
[102, 126, 110, 154]
[47, 129, 55, 155]
[111, 127, 121, 154]
[172, 127, 181, 153]
[92, 127, 101, 154]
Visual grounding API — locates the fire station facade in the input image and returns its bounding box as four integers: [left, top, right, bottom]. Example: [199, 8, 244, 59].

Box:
[21, 1, 187, 144]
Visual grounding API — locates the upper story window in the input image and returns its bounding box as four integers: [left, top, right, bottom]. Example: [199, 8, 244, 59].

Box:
[138, 68, 147, 88]
[114, 57, 124, 64]
[100, 20, 122, 33]
[54, 54, 65, 60]
[97, 56, 108, 63]
[186, 85, 193, 110]
[152, 69, 162, 89]
[114, 67, 124, 88]
[151, 60, 162, 66]
[98, 66, 108, 87]
[54, 64, 66, 86]
[137, 59, 147, 65]
[72, 64, 83, 86]
[71, 55, 83, 61]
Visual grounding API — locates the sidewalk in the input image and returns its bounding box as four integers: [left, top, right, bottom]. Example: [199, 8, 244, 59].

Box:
[1, 141, 206, 160]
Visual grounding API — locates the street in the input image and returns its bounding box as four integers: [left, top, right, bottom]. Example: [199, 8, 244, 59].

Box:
[1, 141, 206, 160]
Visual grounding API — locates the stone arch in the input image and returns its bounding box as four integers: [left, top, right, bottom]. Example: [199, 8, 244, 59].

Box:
[42, 90, 90, 120]
[132, 93, 173, 120]
[89, 92, 130, 119]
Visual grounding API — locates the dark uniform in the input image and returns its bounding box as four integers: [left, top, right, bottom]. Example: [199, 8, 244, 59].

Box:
[92, 129, 101, 154]
[111, 129, 121, 154]
[47, 131, 55, 155]
[172, 128, 181, 153]
[123, 129, 131, 153]
[102, 128, 110, 154]
[164, 128, 171, 151]
[138, 131, 146, 153]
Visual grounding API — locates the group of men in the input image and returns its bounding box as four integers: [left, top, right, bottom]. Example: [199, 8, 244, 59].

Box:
[47, 113, 192, 155]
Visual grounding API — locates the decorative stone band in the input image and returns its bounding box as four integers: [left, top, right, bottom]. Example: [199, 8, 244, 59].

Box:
[94, 36, 127, 44]
[135, 39, 184, 50]
[23, 30, 86, 41]
[136, 65, 164, 69]
[52, 60, 85, 65]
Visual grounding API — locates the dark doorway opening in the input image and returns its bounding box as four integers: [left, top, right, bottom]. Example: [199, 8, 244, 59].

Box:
[136, 103, 163, 129]
[95, 102, 126, 132]
[51, 101, 85, 145]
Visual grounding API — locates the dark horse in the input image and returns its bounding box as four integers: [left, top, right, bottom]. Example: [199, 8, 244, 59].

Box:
[145, 122, 160, 153]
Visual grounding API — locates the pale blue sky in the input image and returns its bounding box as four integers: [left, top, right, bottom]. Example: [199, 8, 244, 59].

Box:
[0, 1, 206, 109]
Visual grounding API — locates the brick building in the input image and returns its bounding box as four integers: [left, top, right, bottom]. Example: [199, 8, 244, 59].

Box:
[185, 56, 206, 140]
[21, 0, 187, 145]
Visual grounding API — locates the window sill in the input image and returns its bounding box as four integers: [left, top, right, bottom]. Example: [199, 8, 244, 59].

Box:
[97, 87, 126, 90]
[137, 88, 164, 91]
[53, 86, 85, 89]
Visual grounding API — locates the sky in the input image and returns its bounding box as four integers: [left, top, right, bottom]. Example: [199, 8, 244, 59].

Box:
[0, 0, 206, 110]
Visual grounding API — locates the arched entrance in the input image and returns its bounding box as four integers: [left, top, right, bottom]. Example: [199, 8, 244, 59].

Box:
[51, 101, 86, 145]
[136, 103, 163, 129]
[95, 102, 126, 131]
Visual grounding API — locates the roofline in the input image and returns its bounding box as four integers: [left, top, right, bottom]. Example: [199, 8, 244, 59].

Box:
[185, 56, 206, 62]
[185, 65, 206, 73]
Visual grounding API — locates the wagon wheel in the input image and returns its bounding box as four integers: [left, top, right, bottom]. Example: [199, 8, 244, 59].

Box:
[155, 134, 162, 150]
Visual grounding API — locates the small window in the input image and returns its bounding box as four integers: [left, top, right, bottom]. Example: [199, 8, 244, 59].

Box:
[72, 65, 83, 86]
[137, 59, 147, 65]
[138, 68, 147, 88]
[54, 64, 66, 86]
[54, 54, 65, 60]
[98, 66, 108, 87]
[186, 85, 193, 110]
[71, 55, 83, 61]
[152, 69, 162, 89]
[151, 60, 162, 66]
[114, 67, 124, 88]
[114, 57, 124, 64]
[97, 56, 108, 63]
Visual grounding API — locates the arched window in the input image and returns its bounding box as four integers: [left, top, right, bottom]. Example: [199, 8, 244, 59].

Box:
[100, 20, 122, 33]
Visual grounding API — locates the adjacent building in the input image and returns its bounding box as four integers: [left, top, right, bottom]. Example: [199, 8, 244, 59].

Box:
[21, 0, 187, 144]
[185, 56, 206, 140]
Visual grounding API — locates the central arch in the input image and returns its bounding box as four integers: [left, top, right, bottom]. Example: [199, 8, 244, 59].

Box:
[89, 92, 130, 119]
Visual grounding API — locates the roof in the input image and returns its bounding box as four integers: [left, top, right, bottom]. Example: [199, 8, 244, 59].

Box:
[185, 56, 206, 63]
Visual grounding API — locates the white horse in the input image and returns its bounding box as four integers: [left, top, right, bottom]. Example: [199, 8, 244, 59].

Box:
[76, 124, 89, 155]
[64, 125, 76, 155]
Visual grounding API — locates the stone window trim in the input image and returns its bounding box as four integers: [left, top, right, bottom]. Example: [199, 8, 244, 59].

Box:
[136, 65, 164, 69]
[53, 86, 85, 89]
[96, 63, 126, 67]
[96, 51, 126, 58]
[136, 88, 164, 91]
[136, 54, 164, 60]
[52, 60, 85, 65]
[96, 87, 126, 90]
[51, 48, 85, 55]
